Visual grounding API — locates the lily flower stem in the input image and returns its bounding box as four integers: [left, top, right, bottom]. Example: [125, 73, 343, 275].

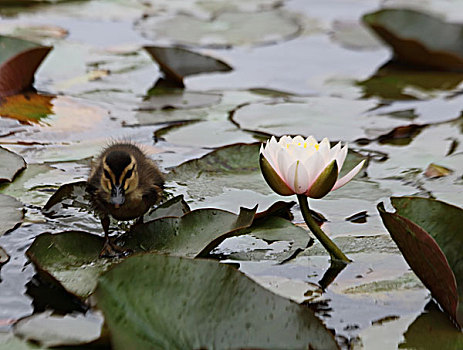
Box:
[297, 194, 351, 264]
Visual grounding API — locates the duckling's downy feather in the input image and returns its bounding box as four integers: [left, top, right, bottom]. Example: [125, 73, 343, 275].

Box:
[87, 142, 164, 221]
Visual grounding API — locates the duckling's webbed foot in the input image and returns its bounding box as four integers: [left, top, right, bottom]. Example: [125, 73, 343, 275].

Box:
[99, 238, 131, 258]
[99, 215, 132, 258]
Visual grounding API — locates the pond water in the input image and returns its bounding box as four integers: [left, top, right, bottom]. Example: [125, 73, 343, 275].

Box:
[0, 0, 462, 348]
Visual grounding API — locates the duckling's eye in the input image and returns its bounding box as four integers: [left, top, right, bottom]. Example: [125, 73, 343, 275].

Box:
[125, 168, 133, 179]
[103, 170, 111, 179]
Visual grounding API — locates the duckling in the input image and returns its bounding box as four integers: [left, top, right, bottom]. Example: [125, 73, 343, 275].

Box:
[87, 142, 164, 257]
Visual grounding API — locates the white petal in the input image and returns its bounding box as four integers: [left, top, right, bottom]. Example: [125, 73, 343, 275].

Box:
[277, 148, 294, 182]
[266, 138, 281, 160]
[286, 160, 310, 194]
[318, 138, 331, 164]
[278, 135, 292, 146]
[332, 160, 365, 191]
[329, 142, 342, 159]
[261, 145, 279, 173]
[304, 149, 326, 189]
[293, 135, 305, 145]
[335, 145, 348, 171]
[305, 135, 317, 145]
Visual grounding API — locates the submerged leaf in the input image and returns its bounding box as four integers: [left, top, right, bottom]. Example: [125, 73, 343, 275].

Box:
[95, 254, 339, 349]
[144, 46, 232, 87]
[378, 197, 463, 328]
[0, 35, 52, 97]
[363, 9, 463, 71]
[0, 147, 26, 183]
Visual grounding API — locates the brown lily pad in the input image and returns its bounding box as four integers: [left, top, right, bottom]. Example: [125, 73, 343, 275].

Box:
[0, 35, 52, 97]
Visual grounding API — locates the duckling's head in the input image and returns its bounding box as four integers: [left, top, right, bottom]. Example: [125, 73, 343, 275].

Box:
[100, 150, 138, 208]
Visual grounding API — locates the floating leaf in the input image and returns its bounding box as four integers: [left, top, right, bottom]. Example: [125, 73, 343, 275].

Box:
[144, 195, 191, 222]
[0, 194, 23, 236]
[0, 92, 54, 124]
[42, 181, 90, 217]
[424, 163, 453, 178]
[378, 196, 463, 327]
[0, 35, 52, 97]
[155, 119, 257, 148]
[26, 205, 257, 298]
[13, 311, 103, 348]
[144, 46, 232, 87]
[125, 206, 257, 257]
[231, 98, 405, 142]
[363, 9, 463, 71]
[95, 254, 339, 349]
[137, 10, 301, 48]
[0, 147, 26, 183]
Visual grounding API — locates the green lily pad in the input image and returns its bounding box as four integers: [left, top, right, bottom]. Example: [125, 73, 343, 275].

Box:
[0, 147, 26, 183]
[95, 254, 339, 349]
[26, 205, 257, 298]
[144, 46, 232, 87]
[13, 310, 104, 348]
[0, 35, 52, 97]
[378, 196, 463, 328]
[144, 194, 191, 221]
[124, 206, 257, 258]
[136, 10, 301, 48]
[132, 90, 268, 127]
[0, 194, 23, 236]
[155, 119, 257, 148]
[363, 9, 463, 71]
[231, 98, 405, 142]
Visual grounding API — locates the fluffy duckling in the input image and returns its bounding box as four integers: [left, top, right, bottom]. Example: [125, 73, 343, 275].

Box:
[87, 142, 164, 257]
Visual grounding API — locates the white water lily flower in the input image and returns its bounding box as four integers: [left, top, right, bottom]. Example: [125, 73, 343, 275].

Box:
[260, 135, 365, 199]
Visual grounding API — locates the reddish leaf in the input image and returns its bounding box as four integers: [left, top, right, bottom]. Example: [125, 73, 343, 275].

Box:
[378, 197, 463, 328]
[0, 35, 52, 97]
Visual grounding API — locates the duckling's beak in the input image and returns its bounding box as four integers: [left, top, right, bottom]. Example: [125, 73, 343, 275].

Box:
[110, 185, 125, 208]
